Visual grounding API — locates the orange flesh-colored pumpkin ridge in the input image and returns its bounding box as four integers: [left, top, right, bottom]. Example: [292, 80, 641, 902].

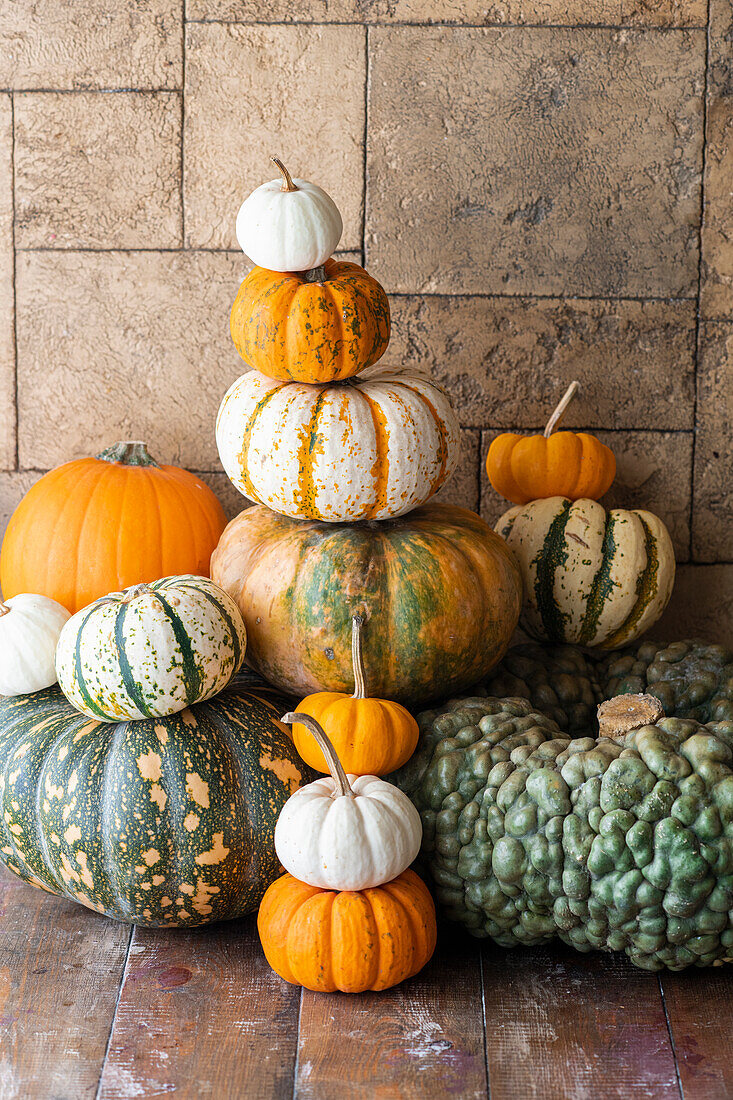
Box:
[257, 870, 437, 993]
[230, 259, 390, 384]
[486, 381, 616, 505]
[0, 442, 228, 613]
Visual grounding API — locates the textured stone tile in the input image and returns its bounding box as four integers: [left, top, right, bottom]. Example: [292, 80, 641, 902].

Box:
[652, 565, 733, 647]
[16, 251, 246, 471]
[184, 24, 365, 250]
[15, 93, 182, 249]
[0, 472, 38, 549]
[700, 0, 733, 319]
[433, 428, 480, 512]
[480, 428, 692, 561]
[0, 1, 182, 90]
[693, 323, 733, 562]
[185, 0, 705, 26]
[367, 27, 704, 296]
[386, 296, 695, 429]
[0, 95, 14, 472]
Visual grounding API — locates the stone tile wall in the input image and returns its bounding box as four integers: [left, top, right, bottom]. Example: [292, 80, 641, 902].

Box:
[0, 0, 730, 641]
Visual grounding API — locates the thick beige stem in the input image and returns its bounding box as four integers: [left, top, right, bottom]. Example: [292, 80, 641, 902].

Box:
[271, 156, 298, 193]
[281, 711, 353, 798]
[544, 380, 580, 437]
[597, 693, 664, 739]
[351, 614, 367, 700]
[122, 583, 153, 605]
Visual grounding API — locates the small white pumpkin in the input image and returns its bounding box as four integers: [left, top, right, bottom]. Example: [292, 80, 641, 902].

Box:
[0, 594, 71, 696]
[55, 575, 247, 722]
[276, 712, 422, 891]
[236, 157, 343, 273]
[216, 367, 461, 522]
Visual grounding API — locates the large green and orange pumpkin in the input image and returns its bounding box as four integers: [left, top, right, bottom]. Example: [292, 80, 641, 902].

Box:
[0, 442, 227, 614]
[211, 502, 522, 705]
[0, 674, 313, 926]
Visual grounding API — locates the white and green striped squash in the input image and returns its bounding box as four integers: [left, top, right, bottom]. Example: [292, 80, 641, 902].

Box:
[495, 497, 675, 649]
[56, 575, 247, 721]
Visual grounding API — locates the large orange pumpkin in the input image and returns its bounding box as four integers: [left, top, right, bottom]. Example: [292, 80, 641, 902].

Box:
[257, 869, 437, 993]
[0, 442, 227, 613]
[229, 259, 390, 383]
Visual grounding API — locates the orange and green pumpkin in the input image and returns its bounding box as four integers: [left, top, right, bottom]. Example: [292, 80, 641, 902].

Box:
[0, 674, 313, 927]
[229, 259, 390, 384]
[211, 502, 522, 705]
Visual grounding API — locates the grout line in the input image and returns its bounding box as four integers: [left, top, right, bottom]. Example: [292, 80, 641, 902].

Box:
[94, 926, 135, 1100]
[183, 18, 707, 31]
[9, 93, 18, 473]
[3, 87, 182, 94]
[658, 975, 686, 1100]
[690, 0, 712, 564]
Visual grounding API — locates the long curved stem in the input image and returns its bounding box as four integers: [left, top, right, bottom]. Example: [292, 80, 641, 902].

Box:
[271, 156, 298, 193]
[281, 711, 353, 798]
[544, 380, 580, 438]
[351, 614, 367, 700]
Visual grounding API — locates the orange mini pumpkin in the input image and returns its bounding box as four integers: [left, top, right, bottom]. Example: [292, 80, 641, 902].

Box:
[257, 869, 437, 993]
[486, 381, 616, 505]
[292, 614, 419, 775]
[229, 258, 390, 384]
[0, 442, 227, 613]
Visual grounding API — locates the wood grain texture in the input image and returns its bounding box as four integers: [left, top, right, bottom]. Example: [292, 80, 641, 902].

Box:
[661, 970, 733, 1100]
[0, 864, 131, 1099]
[295, 934, 487, 1099]
[96, 917, 300, 1099]
[481, 942, 682, 1099]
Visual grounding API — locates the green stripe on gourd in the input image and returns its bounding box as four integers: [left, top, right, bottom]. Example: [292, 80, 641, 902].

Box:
[496, 497, 675, 650]
[56, 575, 247, 722]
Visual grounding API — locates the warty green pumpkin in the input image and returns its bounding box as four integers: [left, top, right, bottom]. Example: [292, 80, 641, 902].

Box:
[496, 496, 675, 649]
[392, 690, 733, 971]
[0, 675, 314, 926]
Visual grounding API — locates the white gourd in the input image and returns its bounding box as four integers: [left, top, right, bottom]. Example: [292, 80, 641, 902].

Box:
[236, 157, 343, 273]
[55, 575, 247, 722]
[216, 368, 461, 523]
[0, 594, 71, 696]
[276, 712, 422, 891]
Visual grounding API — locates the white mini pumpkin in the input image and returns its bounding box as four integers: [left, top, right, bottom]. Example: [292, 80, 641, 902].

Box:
[0, 594, 71, 696]
[55, 575, 247, 722]
[236, 157, 343, 273]
[216, 367, 461, 522]
[276, 712, 422, 891]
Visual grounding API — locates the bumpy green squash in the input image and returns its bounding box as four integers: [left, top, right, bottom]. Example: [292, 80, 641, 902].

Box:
[393, 693, 733, 970]
[0, 674, 313, 926]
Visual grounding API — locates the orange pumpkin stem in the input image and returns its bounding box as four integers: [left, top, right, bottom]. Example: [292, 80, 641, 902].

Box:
[0, 602, 10, 617]
[543, 380, 580, 438]
[271, 156, 298, 193]
[281, 711, 354, 798]
[351, 614, 368, 700]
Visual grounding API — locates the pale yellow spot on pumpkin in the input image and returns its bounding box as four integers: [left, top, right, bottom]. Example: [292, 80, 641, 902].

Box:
[259, 751, 302, 794]
[184, 812, 200, 833]
[64, 825, 81, 844]
[68, 772, 78, 794]
[186, 773, 209, 808]
[150, 783, 167, 811]
[1, 846, 12, 855]
[180, 883, 194, 896]
[195, 833, 229, 867]
[191, 879, 219, 916]
[8, 769, 20, 785]
[135, 865, 145, 874]
[76, 852, 94, 890]
[141, 882, 151, 891]
[58, 746, 68, 761]
[161, 896, 172, 908]
[156, 729, 169, 746]
[9, 824, 22, 836]
[60, 853, 78, 884]
[178, 909, 190, 919]
[10, 800, 19, 811]
[50, 833, 60, 845]
[142, 848, 160, 867]
[152, 875, 164, 886]
[137, 751, 162, 782]
[45, 778, 64, 800]
[180, 710, 197, 728]
[13, 744, 29, 758]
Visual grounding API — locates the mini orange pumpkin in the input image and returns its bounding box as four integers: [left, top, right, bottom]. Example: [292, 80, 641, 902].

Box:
[0, 442, 227, 613]
[292, 615, 419, 775]
[229, 258, 390, 384]
[257, 869, 437, 993]
[486, 381, 616, 505]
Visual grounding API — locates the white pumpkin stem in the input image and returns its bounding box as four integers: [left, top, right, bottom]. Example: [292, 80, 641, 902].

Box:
[281, 711, 354, 798]
[122, 583, 153, 604]
[0, 601, 10, 617]
[351, 614, 368, 700]
[271, 156, 298, 193]
[544, 380, 580, 438]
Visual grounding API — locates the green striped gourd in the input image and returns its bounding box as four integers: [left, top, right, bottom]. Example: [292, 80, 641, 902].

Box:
[56, 576, 247, 721]
[0, 677, 314, 926]
[496, 497, 675, 649]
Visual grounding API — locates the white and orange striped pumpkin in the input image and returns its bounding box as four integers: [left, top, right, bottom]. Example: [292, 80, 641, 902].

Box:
[215, 369, 461, 522]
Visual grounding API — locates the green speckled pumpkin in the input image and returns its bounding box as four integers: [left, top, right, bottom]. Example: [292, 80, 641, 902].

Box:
[0, 675, 313, 926]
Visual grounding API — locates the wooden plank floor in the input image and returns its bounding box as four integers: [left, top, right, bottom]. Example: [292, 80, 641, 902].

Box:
[0, 868, 731, 1100]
